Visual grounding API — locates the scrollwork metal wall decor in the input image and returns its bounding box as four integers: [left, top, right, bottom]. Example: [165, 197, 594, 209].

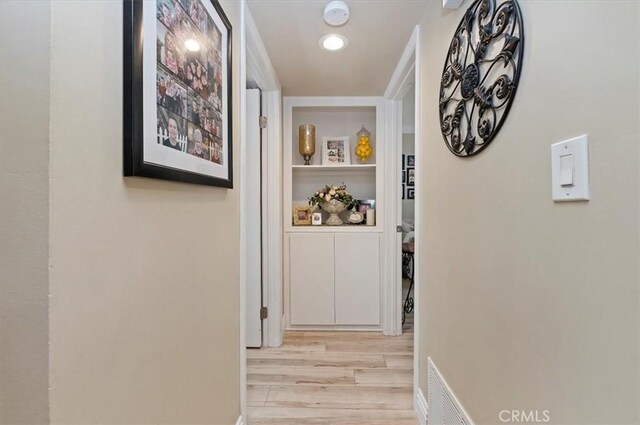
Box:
[439, 0, 524, 157]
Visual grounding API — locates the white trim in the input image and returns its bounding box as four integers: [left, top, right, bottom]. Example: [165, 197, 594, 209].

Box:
[264, 90, 283, 348]
[245, 7, 280, 91]
[415, 388, 429, 425]
[235, 415, 244, 425]
[383, 23, 421, 403]
[239, 1, 248, 422]
[382, 98, 401, 336]
[244, 5, 283, 349]
[384, 29, 417, 100]
[287, 325, 382, 332]
[413, 24, 422, 408]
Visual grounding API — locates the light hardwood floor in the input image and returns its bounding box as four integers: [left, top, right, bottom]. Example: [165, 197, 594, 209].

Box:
[247, 314, 416, 425]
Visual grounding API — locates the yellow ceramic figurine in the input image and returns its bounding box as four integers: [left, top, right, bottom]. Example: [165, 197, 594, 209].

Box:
[355, 125, 372, 163]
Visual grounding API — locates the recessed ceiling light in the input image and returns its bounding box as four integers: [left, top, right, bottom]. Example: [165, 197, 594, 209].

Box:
[184, 38, 201, 52]
[319, 34, 348, 51]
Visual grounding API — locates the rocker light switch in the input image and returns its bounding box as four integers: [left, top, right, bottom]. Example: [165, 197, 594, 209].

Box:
[559, 154, 574, 187]
[551, 135, 590, 202]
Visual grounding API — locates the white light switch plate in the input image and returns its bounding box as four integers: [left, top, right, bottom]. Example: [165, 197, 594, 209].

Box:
[551, 135, 590, 202]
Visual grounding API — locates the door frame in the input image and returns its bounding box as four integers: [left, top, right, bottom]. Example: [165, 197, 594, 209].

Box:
[240, 2, 283, 422]
[383, 24, 421, 411]
[245, 1, 283, 350]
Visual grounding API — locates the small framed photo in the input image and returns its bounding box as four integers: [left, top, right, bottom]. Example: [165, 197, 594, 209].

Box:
[407, 188, 415, 200]
[322, 136, 350, 165]
[406, 154, 415, 168]
[312, 212, 322, 226]
[357, 199, 376, 216]
[406, 167, 415, 187]
[402, 171, 406, 183]
[293, 206, 312, 225]
[402, 154, 405, 170]
[402, 184, 405, 200]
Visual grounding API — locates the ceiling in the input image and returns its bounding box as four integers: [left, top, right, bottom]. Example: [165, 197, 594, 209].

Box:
[247, 0, 426, 96]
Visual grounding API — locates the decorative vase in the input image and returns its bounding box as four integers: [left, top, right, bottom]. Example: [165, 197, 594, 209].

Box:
[298, 124, 316, 165]
[355, 124, 372, 163]
[320, 199, 347, 226]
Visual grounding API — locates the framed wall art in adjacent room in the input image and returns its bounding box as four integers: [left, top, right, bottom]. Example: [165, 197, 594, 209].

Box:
[406, 167, 415, 187]
[407, 188, 415, 200]
[123, 0, 233, 187]
[406, 154, 415, 167]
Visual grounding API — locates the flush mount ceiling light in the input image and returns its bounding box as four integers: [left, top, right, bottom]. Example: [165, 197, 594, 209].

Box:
[324, 1, 350, 26]
[184, 38, 201, 52]
[319, 34, 348, 51]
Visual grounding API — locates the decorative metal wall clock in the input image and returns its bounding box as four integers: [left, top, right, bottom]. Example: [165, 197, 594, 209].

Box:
[439, 0, 524, 157]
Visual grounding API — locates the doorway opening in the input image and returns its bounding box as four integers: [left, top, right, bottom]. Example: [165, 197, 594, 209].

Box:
[400, 86, 416, 334]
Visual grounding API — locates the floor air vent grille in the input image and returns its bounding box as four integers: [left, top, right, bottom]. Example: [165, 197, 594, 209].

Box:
[427, 358, 472, 425]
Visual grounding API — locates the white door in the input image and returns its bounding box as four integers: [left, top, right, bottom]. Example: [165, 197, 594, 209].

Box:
[335, 233, 381, 325]
[290, 233, 335, 325]
[246, 88, 263, 347]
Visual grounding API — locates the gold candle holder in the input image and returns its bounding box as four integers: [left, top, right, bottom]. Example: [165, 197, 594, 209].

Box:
[298, 124, 316, 165]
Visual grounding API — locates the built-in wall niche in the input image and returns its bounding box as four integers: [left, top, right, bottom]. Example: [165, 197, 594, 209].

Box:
[292, 169, 376, 222]
[290, 106, 377, 222]
[292, 106, 377, 166]
[283, 96, 385, 330]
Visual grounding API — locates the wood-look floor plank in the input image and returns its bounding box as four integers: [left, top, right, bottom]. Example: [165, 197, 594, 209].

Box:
[248, 385, 270, 407]
[247, 367, 356, 386]
[324, 340, 413, 355]
[265, 385, 413, 410]
[248, 407, 417, 425]
[247, 351, 387, 369]
[384, 354, 414, 369]
[254, 341, 327, 353]
[354, 368, 413, 387]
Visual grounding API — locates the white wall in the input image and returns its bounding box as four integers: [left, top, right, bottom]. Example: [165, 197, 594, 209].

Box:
[0, 2, 51, 423]
[418, 1, 639, 424]
[47, 1, 242, 423]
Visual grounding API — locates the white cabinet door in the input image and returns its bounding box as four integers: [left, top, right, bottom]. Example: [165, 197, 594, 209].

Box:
[335, 233, 380, 325]
[290, 234, 335, 325]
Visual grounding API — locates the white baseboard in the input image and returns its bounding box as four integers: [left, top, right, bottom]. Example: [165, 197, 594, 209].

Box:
[235, 415, 243, 425]
[415, 388, 428, 425]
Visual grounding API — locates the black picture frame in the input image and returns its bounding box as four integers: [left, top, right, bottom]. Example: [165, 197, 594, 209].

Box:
[407, 188, 415, 200]
[406, 154, 415, 168]
[406, 167, 415, 187]
[123, 0, 233, 187]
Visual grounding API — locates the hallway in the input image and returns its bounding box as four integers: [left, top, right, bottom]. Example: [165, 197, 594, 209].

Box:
[247, 319, 416, 425]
